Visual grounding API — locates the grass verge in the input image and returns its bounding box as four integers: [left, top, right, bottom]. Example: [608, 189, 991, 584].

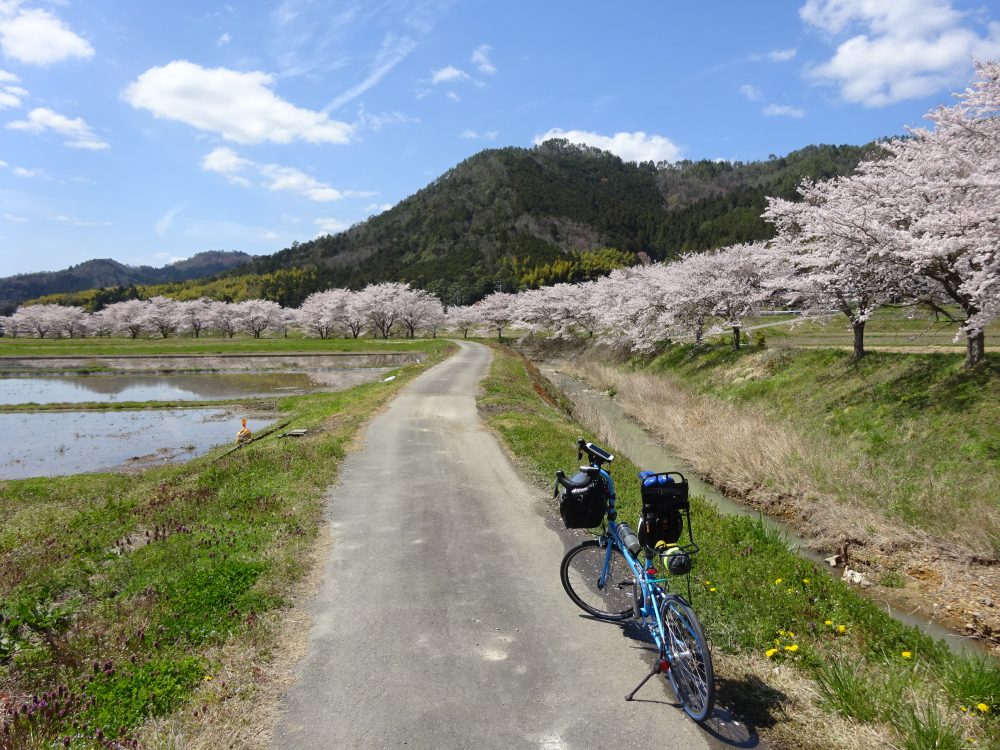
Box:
[478, 345, 998, 750]
[0, 341, 455, 749]
[0, 336, 440, 359]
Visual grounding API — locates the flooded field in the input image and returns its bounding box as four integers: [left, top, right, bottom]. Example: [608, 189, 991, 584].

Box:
[0, 368, 394, 405]
[1, 409, 274, 479]
[0, 351, 422, 373]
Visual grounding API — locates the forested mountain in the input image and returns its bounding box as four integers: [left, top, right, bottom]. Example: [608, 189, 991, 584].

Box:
[0, 251, 251, 314]
[23, 141, 872, 310]
[230, 140, 871, 306]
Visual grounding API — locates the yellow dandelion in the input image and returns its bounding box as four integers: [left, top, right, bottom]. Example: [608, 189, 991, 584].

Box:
[786, 588, 794, 594]
[837, 624, 846, 634]
[901, 651, 912, 659]
[778, 629, 786, 636]
[704, 580, 711, 586]
[784, 644, 799, 652]
[977, 703, 990, 713]
[803, 578, 810, 584]
[765, 648, 778, 658]
[960, 706, 968, 712]
[775, 577, 783, 584]
[824, 619, 833, 626]
[787, 631, 795, 638]
[709, 587, 717, 593]
[203, 675, 214, 682]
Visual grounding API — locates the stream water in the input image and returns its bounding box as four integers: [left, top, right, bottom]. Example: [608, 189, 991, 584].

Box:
[541, 366, 988, 657]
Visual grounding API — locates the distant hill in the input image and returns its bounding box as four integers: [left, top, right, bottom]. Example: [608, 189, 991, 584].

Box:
[22, 141, 873, 309]
[232, 140, 872, 305]
[0, 251, 252, 313]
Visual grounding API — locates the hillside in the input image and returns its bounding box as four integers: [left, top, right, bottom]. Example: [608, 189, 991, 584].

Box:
[0, 251, 252, 314]
[237, 140, 870, 305]
[24, 141, 871, 309]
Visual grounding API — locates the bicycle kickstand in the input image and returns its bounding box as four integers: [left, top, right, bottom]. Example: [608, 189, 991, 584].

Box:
[625, 658, 668, 701]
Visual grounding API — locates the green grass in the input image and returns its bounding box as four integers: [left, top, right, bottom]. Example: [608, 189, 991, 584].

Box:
[643, 344, 1000, 548]
[0, 334, 443, 358]
[0, 342, 456, 748]
[479, 345, 998, 749]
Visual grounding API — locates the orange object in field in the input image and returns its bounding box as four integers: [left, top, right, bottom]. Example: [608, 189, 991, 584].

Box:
[236, 418, 252, 444]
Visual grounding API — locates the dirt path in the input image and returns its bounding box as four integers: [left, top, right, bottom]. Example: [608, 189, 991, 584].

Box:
[272, 341, 725, 749]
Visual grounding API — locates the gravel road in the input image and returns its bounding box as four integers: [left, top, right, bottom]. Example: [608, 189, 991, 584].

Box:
[273, 341, 723, 749]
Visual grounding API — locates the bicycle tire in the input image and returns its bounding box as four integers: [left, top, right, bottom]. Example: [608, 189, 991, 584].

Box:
[661, 597, 715, 722]
[560, 540, 633, 621]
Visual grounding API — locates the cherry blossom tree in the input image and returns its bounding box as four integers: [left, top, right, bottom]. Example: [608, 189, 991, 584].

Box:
[13, 305, 66, 338]
[211, 301, 240, 338]
[445, 305, 478, 338]
[297, 289, 352, 338]
[236, 299, 283, 338]
[472, 291, 517, 340]
[142, 296, 183, 338]
[354, 282, 408, 338]
[766, 171, 920, 359]
[180, 298, 215, 338]
[89, 309, 116, 338]
[104, 300, 150, 339]
[52, 306, 89, 339]
[397, 288, 444, 338]
[855, 60, 1000, 367]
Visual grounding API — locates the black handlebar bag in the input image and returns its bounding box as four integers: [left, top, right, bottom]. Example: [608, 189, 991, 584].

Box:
[559, 472, 607, 528]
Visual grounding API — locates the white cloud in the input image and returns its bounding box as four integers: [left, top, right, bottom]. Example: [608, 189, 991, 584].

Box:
[533, 128, 682, 163]
[800, 0, 1000, 106]
[763, 103, 806, 118]
[3, 212, 27, 222]
[739, 84, 762, 101]
[12, 165, 42, 177]
[0, 87, 20, 108]
[0, 159, 6, 167]
[154, 203, 187, 236]
[461, 129, 498, 140]
[446, 90, 460, 102]
[0, 6, 94, 65]
[217, 32, 231, 46]
[124, 60, 354, 144]
[471, 44, 496, 75]
[432, 65, 470, 85]
[324, 32, 417, 113]
[357, 107, 418, 131]
[767, 48, 797, 62]
[49, 214, 110, 227]
[201, 146, 372, 203]
[7, 107, 109, 149]
[314, 217, 351, 235]
[0, 69, 16, 83]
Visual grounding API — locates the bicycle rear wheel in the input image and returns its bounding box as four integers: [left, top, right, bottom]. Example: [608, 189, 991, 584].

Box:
[661, 597, 715, 722]
[560, 540, 633, 621]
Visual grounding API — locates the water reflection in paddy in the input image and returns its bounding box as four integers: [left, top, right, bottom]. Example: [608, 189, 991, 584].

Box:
[1, 409, 274, 479]
[0, 369, 394, 405]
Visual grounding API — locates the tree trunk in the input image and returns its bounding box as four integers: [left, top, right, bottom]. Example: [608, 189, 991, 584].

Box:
[732, 326, 740, 352]
[852, 320, 865, 359]
[965, 330, 985, 368]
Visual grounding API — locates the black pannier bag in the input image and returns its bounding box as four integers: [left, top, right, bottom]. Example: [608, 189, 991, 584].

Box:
[637, 471, 689, 549]
[559, 472, 607, 528]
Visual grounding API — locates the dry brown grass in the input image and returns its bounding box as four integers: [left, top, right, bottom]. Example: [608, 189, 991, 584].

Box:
[555, 357, 1000, 651]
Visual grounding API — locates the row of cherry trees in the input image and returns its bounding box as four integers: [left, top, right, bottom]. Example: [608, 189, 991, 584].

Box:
[1, 284, 447, 341]
[463, 61, 999, 367]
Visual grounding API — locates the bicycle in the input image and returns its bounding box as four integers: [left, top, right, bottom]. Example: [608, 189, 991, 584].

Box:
[555, 438, 715, 723]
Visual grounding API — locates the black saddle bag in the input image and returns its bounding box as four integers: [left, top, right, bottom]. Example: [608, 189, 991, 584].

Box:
[559, 472, 607, 528]
[637, 472, 688, 548]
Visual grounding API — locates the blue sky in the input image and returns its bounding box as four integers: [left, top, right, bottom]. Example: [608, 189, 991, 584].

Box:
[1, 0, 999, 276]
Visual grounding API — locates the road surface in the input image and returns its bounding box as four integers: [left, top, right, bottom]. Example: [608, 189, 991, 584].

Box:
[273, 341, 724, 749]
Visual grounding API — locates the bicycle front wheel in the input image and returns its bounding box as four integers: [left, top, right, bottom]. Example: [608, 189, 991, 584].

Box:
[560, 540, 633, 621]
[661, 597, 715, 722]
